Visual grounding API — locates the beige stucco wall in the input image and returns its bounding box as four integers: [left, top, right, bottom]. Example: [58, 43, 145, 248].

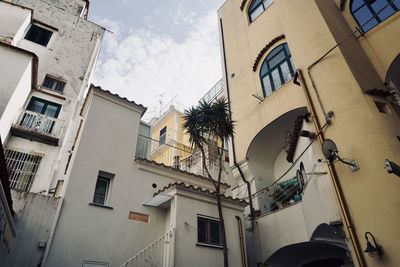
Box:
[219, 0, 400, 266]
[173, 189, 246, 267]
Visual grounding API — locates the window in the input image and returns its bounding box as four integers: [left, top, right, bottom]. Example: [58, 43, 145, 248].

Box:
[159, 126, 167, 146]
[93, 177, 110, 205]
[351, 0, 399, 32]
[92, 171, 114, 206]
[26, 97, 61, 118]
[5, 149, 42, 192]
[25, 24, 53, 46]
[197, 216, 223, 246]
[42, 76, 66, 93]
[260, 43, 295, 97]
[173, 155, 180, 169]
[248, 0, 273, 22]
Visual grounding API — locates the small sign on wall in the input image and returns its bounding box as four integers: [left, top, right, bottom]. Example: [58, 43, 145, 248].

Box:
[129, 211, 149, 223]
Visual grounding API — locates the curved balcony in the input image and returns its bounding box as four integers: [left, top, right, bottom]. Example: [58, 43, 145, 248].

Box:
[11, 109, 65, 146]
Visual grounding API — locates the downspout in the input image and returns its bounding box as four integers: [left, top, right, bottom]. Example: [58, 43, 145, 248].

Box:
[235, 216, 247, 267]
[219, 18, 255, 223]
[297, 69, 366, 267]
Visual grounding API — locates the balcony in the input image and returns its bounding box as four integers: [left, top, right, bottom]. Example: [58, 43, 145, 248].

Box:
[10, 109, 65, 146]
[136, 134, 229, 178]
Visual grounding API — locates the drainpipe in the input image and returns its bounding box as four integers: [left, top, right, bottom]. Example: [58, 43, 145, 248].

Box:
[297, 69, 366, 267]
[235, 216, 248, 267]
[219, 18, 255, 224]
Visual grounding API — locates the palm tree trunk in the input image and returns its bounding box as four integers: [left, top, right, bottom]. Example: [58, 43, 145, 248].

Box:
[216, 190, 229, 267]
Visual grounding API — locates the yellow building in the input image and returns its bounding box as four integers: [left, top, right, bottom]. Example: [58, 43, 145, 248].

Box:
[149, 104, 193, 169]
[146, 80, 231, 179]
[218, 0, 400, 266]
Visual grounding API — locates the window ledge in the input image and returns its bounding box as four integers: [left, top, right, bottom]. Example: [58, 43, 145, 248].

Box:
[253, 77, 294, 102]
[36, 87, 66, 100]
[89, 202, 113, 210]
[196, 243, 224, 249]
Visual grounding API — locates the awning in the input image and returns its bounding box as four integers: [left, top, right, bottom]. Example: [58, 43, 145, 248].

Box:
[264, 241, 348, 267]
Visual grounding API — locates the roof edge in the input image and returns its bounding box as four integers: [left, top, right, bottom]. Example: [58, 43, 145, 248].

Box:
[90, 84, 147, 116]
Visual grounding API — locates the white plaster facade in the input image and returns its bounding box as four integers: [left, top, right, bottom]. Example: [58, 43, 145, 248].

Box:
[43, 86, 247, 267]
[0, 0, 104, 194]
[0, 44, 33, 144]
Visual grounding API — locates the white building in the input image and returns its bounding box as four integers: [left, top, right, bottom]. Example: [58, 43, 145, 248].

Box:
[0, 0, 104, 195]
[42, 85, 247, 267]
[0, 0, 105, 265]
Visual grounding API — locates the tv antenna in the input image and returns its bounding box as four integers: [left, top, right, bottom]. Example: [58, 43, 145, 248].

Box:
[322, 139, 359, 171]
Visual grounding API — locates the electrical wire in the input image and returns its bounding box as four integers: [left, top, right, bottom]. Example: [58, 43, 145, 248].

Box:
[242, 121, 330, 200]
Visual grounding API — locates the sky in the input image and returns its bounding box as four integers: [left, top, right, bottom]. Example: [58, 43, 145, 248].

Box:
[88, 0, 225, 121]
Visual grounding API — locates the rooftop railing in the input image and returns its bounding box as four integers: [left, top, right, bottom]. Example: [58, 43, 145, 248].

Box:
[136, 135, 229, 178]
[199, 79, 224, 104]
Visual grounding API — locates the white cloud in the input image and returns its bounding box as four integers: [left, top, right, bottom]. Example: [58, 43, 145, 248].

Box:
[92, 11, 222, 121]
[174, 3, 197, 25]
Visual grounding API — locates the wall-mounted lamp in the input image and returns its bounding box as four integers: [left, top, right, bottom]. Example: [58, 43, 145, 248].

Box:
[364, 232, 384, 259]
[384, 159, 400, 177]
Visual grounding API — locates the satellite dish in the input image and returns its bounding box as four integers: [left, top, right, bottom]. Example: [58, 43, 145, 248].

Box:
[322, 139, 338, 162]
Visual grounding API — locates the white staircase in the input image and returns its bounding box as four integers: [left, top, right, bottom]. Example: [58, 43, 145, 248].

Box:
[120, 228, 175, 267]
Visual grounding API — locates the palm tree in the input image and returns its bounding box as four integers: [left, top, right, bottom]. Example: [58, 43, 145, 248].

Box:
[183, 97, 235, 267]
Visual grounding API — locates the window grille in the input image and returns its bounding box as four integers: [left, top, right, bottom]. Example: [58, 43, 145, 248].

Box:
[42, 76, 66, 93]
[5, 149, 42, 192]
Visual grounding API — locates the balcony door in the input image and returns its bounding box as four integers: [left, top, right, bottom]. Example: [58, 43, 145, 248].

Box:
[22, 97, 61, 133]
[27, 97, 61, 118]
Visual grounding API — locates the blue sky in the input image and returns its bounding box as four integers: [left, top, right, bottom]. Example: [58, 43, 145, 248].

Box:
[88, 0, 225, 120]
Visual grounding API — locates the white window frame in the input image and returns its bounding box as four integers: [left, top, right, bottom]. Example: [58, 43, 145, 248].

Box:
[91, 171, 115, 207]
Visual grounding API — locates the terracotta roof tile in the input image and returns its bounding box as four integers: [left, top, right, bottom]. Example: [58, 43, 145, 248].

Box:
[252, 35, 286, 72]
[154, 181, 248, 206]
[90, 84, 147, 115]
[286, 115, 304, 163]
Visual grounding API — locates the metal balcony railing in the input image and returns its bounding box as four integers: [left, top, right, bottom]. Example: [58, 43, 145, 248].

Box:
[135, 135, 229, 178]
[120, 228, 175, 267]
[11, 109, 65, 144]
[199, 79, 224, 104]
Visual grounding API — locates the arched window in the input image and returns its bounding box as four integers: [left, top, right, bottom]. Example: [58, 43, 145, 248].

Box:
[260, 43, 295, 97]
[351, 0, 399, 32]
[248, 0, 273, 22]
